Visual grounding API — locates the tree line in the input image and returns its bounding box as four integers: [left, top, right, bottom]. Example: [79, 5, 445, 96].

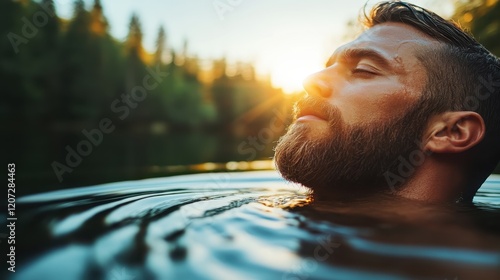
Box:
[1, 0, 287, 133]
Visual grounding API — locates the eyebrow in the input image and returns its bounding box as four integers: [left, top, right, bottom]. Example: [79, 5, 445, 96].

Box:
[325, 48, 393, 71]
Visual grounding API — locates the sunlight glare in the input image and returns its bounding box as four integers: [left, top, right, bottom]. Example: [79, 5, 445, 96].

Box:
[264, 48, 325, 94]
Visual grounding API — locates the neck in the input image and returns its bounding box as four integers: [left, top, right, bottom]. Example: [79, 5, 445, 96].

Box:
[309, 157, 480, 203]
[394, 156, 471, 203]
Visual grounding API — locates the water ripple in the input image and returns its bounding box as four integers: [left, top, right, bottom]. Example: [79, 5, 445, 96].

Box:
[12, 171, 500, 280]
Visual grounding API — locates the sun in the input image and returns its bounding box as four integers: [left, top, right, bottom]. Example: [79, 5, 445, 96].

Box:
[268, 50, 324, 94]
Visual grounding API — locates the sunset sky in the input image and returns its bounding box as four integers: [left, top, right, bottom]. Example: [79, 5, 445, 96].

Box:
[54, 0, 454, 93]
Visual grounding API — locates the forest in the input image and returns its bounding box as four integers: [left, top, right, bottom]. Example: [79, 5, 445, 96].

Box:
[2, 0, 292, 194]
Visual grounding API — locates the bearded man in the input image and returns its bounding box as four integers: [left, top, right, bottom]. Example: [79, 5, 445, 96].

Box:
[274, 1, 500, 203]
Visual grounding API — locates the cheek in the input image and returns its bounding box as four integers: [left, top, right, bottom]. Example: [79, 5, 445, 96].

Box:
[334, 79, 417, 124]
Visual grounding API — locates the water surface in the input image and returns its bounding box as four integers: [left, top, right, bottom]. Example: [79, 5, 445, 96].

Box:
[11, 171, 500, 279]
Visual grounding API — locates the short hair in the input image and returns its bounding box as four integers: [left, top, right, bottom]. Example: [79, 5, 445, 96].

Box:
[364, 1, 500, 182]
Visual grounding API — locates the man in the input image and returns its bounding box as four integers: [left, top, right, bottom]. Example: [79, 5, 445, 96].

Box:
[274, 1, 500, 203]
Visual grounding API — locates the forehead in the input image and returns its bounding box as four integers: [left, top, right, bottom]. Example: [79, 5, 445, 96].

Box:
[330, 22, 438, 72]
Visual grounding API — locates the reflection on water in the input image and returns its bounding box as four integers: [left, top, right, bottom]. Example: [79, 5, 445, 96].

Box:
[8, 128, 278, 195]
[11, 171, 500, 280]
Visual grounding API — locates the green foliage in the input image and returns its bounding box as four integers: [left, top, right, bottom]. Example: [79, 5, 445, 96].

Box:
[453, 0, 500, 56]
[1, 0, 280, 129]
[1, 0, 285, 192]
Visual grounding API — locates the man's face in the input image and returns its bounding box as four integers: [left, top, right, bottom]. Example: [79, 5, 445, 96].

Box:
[274, 23, 435, 196]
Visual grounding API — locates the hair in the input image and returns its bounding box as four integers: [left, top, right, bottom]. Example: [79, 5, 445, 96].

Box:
[363, 1, 500, 187]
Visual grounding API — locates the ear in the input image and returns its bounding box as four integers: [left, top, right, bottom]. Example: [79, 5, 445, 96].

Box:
[425, 111, 485, 154]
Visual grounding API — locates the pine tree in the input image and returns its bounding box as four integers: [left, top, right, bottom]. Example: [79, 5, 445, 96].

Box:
[126, 14, 145, 61]
[123, 13, 149, 121]
[90, 0, 108, 36]
[154, 26, 166, 65]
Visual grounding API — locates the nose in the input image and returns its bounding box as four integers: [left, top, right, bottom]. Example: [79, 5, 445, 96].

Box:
[302, 69, 332, 99]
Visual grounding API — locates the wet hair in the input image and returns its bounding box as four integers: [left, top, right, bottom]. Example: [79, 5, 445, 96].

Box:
[364, 1, 500, 188]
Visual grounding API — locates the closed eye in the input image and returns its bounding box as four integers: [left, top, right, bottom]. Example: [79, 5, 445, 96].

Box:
[352, 68, 378, 77]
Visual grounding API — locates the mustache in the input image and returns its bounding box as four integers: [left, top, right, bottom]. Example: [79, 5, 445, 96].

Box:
[294, 96, 342, 124]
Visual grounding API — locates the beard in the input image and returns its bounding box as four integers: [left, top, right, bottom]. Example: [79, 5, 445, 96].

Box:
[274, 95, 429, 197]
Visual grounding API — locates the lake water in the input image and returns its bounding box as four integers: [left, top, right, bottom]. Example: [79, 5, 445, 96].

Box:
[9, 171, 500, 280]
